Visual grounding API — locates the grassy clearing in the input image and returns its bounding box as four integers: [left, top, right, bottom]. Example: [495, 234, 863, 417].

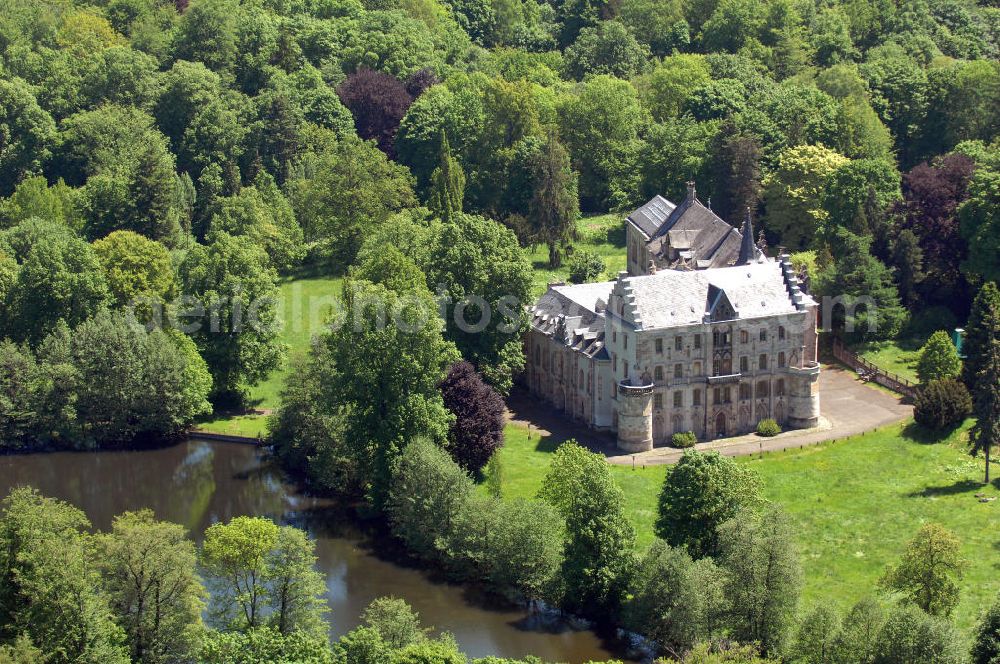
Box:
[247, 275, 344, 410]
[496, 419, 998, 631]
[525, 213, 628, 295]
[196, 275, 343, 436]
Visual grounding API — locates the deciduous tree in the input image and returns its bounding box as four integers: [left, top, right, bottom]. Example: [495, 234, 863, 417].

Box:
[655, 450, 764, 559]
[321, 281, 459, 507]
[763, 145, 848, 250]
[539, 442, 636, 622]
[879, 523, 965, 617]
[177, 232, 283, 404]
[0, 78, 56, 197]
[717, 507, 802, 657]
[337, 68, 413, 156]
[96, 510, 205, 664]
[0, 488, 129, 664]
[439, 361, 504, 473]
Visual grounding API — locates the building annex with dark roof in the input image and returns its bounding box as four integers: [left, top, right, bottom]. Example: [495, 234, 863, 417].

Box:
[626, 182, 765, 275]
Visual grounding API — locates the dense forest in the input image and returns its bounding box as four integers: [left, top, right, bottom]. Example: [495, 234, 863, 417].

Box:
[2, 0, 1000, 661]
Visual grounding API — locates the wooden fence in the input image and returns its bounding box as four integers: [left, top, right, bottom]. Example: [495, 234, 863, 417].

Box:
[831, 338, 919, 400]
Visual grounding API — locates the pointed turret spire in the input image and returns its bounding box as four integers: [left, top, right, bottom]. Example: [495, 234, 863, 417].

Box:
[738, 207, 756, 265]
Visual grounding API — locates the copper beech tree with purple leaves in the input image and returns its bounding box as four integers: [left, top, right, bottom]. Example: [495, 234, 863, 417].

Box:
[439, 361, 505, 474]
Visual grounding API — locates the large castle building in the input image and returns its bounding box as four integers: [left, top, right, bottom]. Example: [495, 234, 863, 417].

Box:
[524, 185, 821, 452]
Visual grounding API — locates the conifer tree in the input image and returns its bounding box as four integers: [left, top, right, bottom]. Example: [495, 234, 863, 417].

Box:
[963, 282, 1000, 387]
[528, 131, 578, 268]
[970, 334, 1000, 484]
[428, 131, 465, 223]
[916, 330, 962, 383]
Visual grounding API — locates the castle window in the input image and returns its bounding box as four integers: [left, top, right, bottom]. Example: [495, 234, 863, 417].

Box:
[759, 354, 767, 370]
[760, 329, 767, 342]
[613, 355, 617, 372]
[693, 361, 702, 375]
[694, 334, 702, 349]
[654, 393, 663, 409]
[673, 391, 683, 408]
[674, 363, 683, 378]
[740, 383, 751, 400]
[693, 389, 702, 406]
[777, 379, 785, 396]
[612, 382, 617, 398]
[613, 331, 617, 343]
[598, 376, 603, 400]
[654, 366, 664, 381]
[624, 364, 629, 379]
[778, 352, 786, 368]
[655, 338, 663, 353]
[778, 326, 786, 340]
[757, 380, 770, 397]
[740, 356, 749, 373]
[674, 336, 683, 351]
[712, 328, 732, 347]
[740, 330, 749, 344]
[724, 387, 732, 403]
[713, 387, 721, 404]
[624, 334, 628, 349]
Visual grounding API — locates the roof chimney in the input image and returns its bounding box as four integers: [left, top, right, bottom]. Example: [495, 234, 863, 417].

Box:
[686, 181, 696, 201]
[737, 207, 756, 266]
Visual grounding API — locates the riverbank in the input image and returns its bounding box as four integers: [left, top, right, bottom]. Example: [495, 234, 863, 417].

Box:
[0, 438, 629, 663]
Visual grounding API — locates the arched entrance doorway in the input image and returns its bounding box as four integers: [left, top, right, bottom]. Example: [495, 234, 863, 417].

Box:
[715, 411, 727, 438]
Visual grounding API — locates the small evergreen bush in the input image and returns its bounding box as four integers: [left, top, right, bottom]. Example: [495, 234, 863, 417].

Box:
[568, 249, 606, 284]
[671, 431, 697, 448]
[756, 418, 781, 437]
[914, 378, 972, 430]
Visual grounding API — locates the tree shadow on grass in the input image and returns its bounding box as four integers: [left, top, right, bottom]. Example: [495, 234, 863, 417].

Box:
[506, 387, 619, 458]
[901, 421, 965, 445]
[907, 479, 983, 498]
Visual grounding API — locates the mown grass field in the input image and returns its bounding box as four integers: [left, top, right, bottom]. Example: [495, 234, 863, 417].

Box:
[495, 419, 999, 631]
[196, 275, 343, 436]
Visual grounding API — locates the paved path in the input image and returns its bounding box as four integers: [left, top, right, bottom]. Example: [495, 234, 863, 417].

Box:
[508, 366, 913, 466]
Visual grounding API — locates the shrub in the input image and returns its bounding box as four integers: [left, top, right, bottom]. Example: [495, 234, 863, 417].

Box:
[568, 249, 606, 284]
[914, 378, 972, 430]
[916, 330, 961, 383]
[757, 419, 781, 437]
[671, 431, 697, 448]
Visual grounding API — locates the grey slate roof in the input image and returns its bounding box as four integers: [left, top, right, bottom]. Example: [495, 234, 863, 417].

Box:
[531, 282, 615, 359]
[626, 195, 676, 238]
[626, 261, 810, 330]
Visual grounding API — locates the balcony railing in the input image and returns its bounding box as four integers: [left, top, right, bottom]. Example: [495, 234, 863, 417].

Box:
[617, 380, 654, 396]
[707, 372, 742, 385]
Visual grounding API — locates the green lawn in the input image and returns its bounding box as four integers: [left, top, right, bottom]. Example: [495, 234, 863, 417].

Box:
[196, 275, 343, 436]
[496, 419, 999, 631]
[247, 275, 344, 410]
[525, 213, 628, 295]
[852, 339, 922, 384]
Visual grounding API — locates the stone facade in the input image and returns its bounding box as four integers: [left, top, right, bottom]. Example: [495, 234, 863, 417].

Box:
[524, 194, 821, 452]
